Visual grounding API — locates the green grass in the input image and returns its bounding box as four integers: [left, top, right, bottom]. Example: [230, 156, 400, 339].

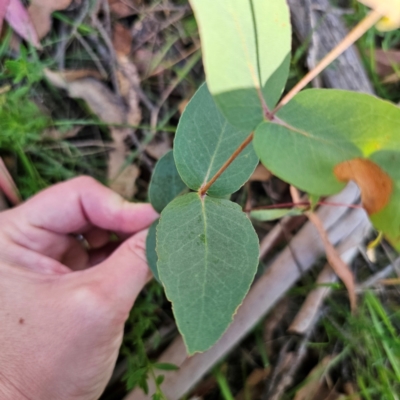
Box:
[324, 291, 400, 399]
[0, 43, 110, 198]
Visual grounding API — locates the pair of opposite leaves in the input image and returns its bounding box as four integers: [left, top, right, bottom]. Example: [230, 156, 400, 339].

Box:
[149, 0, 400, 355]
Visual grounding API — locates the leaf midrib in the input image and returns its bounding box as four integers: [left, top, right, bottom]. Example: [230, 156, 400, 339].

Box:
[202, 120, 228, 185]
[196, 196, 209, 350]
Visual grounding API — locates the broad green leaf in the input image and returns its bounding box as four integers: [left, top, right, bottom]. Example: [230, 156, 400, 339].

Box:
[190, 0, 291, 130]
[369, 151, 400, 248]
[146, 220, 159, 282]
[250, 208, 303, 221]
[148, 150, 188, 213]
[174, 83, 258, 197]
[253, 89, 400, 248]
[157, 192, 259, 353]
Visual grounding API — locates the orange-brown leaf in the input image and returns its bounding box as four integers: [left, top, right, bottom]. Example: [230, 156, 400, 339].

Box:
[334, 158, 393, 215]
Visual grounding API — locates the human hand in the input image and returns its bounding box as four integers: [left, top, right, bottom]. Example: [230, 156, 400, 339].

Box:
[0, 177, 158, 400]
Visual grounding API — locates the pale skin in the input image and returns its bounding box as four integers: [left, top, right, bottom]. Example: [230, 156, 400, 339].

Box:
[0, 176, 159, 400]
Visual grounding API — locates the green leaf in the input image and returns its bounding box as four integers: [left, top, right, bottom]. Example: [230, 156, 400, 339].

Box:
[149, 150, 188, 213]
[155, 375, 165, 385]
[190, 0, 291, 130]
[157, 193, 259, 353]
[250, 208, 303, 221]
[174, 83, 258, 197]
[153, 362, 180, 371]
[146, 220, 159, 282]
[253, 89, 400, 248]
[369, 151, 400, 249]
[308, 194, 320, 210]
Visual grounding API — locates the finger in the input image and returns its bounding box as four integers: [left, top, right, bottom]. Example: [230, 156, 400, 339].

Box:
[88, 230, 151, 318]
[17, 176, 158, 235]
[0, 243, 70, 274]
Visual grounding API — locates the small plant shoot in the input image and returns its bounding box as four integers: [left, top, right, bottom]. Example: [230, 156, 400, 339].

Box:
[146, 0, 400, 354]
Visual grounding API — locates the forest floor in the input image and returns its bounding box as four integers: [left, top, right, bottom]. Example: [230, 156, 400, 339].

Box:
[1, 1, 400, 399]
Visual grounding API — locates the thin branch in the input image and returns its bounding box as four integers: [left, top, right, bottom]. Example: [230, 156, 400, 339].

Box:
[273, 9, 382, 113]
[199, 132, 254, 196]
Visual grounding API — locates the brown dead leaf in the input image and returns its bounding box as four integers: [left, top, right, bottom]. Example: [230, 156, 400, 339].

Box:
[373, 49, 400, 77]
[113, 22, 132, 57]
[56, 69, 104, 82]
[134, 48, 154, 76]
[293, 356, 333, 400]
[108, 0, 142, 18]
[115, 56, 142, 126]
[44, 69, 125, 124]
[343, 382, 361, 399]
[146, 135, 171, 159]
[109, 162, 139, 199]
[334, 158, 393, 215]
[0, 157, 20, 205]
[45, 35, 143, 199]
[28, 0, 72, 39]
[43, 126, 82, 140]
[235, 368, 270, 400]
[307, 211, 357, 312]
[382, 72, 400, 84]
[250, 163, 272, 182]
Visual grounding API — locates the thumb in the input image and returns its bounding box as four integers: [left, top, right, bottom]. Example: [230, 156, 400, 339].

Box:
[92, 230, 152, 316]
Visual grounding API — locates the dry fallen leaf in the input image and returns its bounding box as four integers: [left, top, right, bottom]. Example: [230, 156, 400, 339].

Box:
[55, 69, 105, 82]
[0, 157, 20, 205]
[367, 49, 400, 83]
[372, 49, 400, 77]
[343, 382, 361, 399]
[113, 22, 132, 57]
[109, 163, 140, 199]
[358, 0, 400, 30]
[334, 158, 393, 215]
[293, 356, 333, 400]
[44, 69, 126, 124]
[145, 135, 171, 160]
[5, 0, 41, 48]
[235, 368, 270, 400]
[42, 126, 82, 140]
[108, 0, 142, 18]
[28, 0, 72, 39]
[307, 211, 357, 312]
[44, 43, 143, 199]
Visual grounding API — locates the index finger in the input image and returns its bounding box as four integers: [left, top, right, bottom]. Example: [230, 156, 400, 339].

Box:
[17, 176, 158, 234]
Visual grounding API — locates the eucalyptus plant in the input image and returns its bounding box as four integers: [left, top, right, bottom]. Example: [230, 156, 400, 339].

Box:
[147, 0, 400, 354]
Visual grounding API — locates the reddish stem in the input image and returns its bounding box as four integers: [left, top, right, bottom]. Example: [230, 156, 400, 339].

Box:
[199, 132, 254, 196]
